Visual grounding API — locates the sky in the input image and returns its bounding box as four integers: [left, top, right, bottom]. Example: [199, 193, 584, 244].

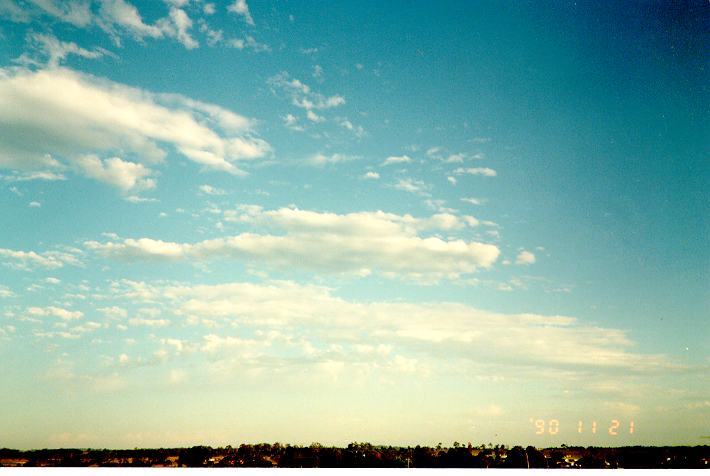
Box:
[0, 0, 708, 450]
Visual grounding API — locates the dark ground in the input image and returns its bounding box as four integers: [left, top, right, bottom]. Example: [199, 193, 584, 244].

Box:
[1, 443, 708, 468]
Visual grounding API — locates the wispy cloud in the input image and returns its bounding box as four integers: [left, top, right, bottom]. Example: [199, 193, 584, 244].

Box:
[227, 0, 254, 26]
[453, 167, 497, 177]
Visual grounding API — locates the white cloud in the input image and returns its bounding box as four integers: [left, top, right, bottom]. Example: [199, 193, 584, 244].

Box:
[28, 201, 41, 208]
[0, 0, 30, 22]
[453, 167, 497, 177]
[97, 306, 127, 319]
[392, 178, 429, 196]
[128, 317, 170, 327]
[0, 247, 81, 270]
[0, 285, 16, 298]
[27, 305, 83, 320]
[98, 0, 163, 41]
[157, 7, 199, 49]
[226, 35, 270, 52]
[29, 0, 92, 27]
[461, 197, 485, 205]
[363, 171, 380, 180]
[282, 113, 303, 131]
[198, 184, 226, 196]
[307, 153, 358, 166]
[2, 171, 66, 182]
[337, 118, 365, 137]
[382, 155, 412, 166]
[305, 109, 324, 123]
[86, 207, 500, 281]
[228, 0, 254, 25]
[268, 72, 345, 124]
[312, 64, 323, 79]
[0, 67, 270, 182]
[105, 279, 678, 374]
[447, 176, 457, 186]
[516, 250, 536, 265]
[25, 32, 110, 67]
[203, 3, 215, 15]
[73, 155, 155, 193]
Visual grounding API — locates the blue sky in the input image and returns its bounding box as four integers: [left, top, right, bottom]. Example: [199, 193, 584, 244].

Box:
[0, 0, 708, 449]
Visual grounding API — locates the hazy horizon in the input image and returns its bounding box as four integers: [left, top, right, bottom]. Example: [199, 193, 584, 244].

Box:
[0, 0, 707, 450]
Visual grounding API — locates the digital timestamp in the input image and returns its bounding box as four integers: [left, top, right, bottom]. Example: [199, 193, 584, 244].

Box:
[530, 418, 635, 436]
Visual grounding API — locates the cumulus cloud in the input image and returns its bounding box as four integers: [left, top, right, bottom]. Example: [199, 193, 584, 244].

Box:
[85, 207, 499, 281]
[73, 155, 155, 193]
[516, 250, 536, 265]
[0, 67, 270, 185]
[363, 171, 380, 180]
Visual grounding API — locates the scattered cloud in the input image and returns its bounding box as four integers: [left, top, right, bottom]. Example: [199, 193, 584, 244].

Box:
[392, 178, 430, 196]
[282, 114, 303, 131]
[203, 3, 215, 15]
[461, 197, 485, 206]
[227, 0, 254, 26]
[0, 247, 81, 271]
[27, 305, 83, 320]
[157, 6, 199, 49]
[363, 171, 380, 180]
[382, 155, 412, 166]
[268, 72, 345, 125]
[307, 153, 359, 166]
[516, 250, 536, 265]
[227, 35, 270, 53]
[198, 184, 226, 196]
[453, 167, 497, 177]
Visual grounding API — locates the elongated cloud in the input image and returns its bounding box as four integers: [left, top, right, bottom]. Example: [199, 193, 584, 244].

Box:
[105, 279, 677, 373]
[85, 208, 499, 280]
[0, 67, 271, 184]
[454, 167, 497, 177]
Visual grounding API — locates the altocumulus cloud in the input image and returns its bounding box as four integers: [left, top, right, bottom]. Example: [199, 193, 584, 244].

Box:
[0, 67, 271, 191]
[85, 207, 500, 281]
